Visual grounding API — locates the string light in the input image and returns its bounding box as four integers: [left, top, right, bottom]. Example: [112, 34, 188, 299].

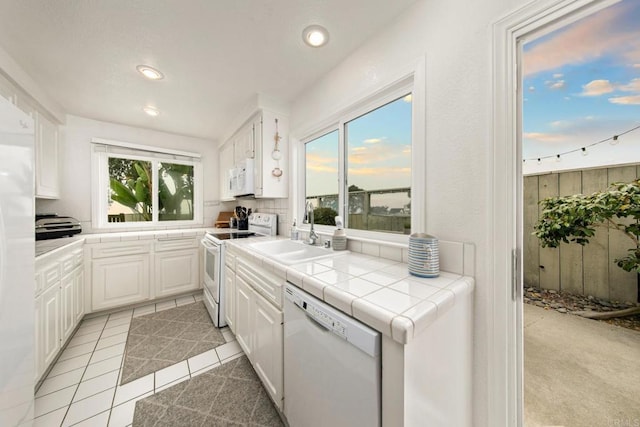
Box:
[523, 124, 640, 163]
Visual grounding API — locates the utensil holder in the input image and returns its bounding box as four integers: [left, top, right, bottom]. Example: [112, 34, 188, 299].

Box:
[408, 233, 439, 278]
[237, 218, 248, 230]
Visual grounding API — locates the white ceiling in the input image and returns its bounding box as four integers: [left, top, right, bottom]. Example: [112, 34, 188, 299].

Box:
[0, 0, 417, 141]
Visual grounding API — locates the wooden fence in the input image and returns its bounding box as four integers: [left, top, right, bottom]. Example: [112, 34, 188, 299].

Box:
[524, 164, 640, 303]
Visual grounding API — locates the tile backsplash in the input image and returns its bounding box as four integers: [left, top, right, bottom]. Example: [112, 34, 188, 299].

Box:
[223, 197, 290, 236]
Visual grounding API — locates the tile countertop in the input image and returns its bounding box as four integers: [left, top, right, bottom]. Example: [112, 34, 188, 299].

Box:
[35, 228, 214, 258]
[226, 236, 475, 345]
[35, 235, 85, 257]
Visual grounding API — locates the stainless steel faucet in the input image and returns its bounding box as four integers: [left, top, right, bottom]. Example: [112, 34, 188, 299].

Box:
[304, 201, 318, 245]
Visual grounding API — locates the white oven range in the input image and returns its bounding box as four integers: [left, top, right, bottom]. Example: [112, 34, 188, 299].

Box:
[201, 212, 277, 327]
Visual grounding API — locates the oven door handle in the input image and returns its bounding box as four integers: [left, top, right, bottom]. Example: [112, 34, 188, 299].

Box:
[201, 238, 220, 252]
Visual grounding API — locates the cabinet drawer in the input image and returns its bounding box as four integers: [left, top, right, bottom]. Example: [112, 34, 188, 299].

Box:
[92, 243, 151, 259]
[41, 263, 61, 292]
[35, 271, 43, 296]
[237, 258, 283, 309]
[61, 249, 83, 275]
[225, 252, 236, 269]
[154, 236, 199, 252]
[61, 256, 74, 276]
[74, 249, 83, 266]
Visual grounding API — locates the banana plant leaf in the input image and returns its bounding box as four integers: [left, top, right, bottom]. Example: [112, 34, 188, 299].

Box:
[110, 178, 139, 209]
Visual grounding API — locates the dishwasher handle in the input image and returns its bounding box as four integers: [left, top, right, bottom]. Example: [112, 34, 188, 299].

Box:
[289, 292, 329, 330]
[304, 311, 331, 332]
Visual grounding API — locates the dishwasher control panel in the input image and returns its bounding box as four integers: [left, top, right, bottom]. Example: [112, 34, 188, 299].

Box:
[287, 288, 348, 339]
[285, 283, 380, 357]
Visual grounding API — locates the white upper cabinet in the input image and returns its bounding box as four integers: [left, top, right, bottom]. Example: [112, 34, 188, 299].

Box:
[233, 123, 255, 164]
[0, 73, 60, 199]
[35, 112, 60, 199]
[219, 142, 234, 201]
[220, 109, 288, 199]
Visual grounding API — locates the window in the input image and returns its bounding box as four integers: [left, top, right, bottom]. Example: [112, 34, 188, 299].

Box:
[345, 95, 412, 233]
[305, 130, 339, 225]
[92, 139, 202, 228]
[302, 88, 414, 236]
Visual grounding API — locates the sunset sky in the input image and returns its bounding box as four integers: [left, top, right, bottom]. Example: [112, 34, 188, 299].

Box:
[522, 0, 640, 174]
[305, 95, 412, 200]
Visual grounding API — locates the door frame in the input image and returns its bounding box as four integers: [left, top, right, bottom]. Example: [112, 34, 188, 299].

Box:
[491, 0, 619, 425]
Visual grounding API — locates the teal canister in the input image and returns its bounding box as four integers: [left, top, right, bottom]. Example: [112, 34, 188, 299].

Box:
[408, 233, 439, 278]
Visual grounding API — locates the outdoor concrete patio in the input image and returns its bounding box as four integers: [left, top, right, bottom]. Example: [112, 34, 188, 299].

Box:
[524, 304, 640, 426]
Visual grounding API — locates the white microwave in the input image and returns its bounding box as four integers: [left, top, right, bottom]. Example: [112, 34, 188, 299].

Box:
[230, 158, 255, 197]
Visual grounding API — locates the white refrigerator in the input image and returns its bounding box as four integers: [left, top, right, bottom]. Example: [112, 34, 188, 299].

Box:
[0, 96, 35, 426]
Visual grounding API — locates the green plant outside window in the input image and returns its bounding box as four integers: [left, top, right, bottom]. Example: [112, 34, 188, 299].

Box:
[108, 157, 194, 223]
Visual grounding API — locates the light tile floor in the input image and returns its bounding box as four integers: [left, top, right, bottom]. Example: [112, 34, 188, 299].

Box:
[34, 293, 243, 427]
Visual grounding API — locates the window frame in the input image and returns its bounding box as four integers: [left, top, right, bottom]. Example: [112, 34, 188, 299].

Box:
[91, 140, 203, 230]
[296, 66, 425, 244]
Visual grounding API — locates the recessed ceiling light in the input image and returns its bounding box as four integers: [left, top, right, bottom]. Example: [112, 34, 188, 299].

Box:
[136, 65, 164, 80]
[143, 106, 160, 117]
[302, 25, 329, 48]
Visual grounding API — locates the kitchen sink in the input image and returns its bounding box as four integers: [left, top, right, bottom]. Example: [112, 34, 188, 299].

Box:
[248, 239, 347, 265]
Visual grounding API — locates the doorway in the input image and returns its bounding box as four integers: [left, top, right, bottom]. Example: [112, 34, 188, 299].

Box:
[492, 0, 638, 425]
[519, 1, 640, 424]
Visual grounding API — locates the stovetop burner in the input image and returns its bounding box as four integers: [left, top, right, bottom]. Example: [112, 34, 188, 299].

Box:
[209, 232, 256, 240]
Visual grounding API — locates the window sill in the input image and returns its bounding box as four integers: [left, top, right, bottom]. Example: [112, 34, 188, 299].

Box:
[296, 224, 409, 248]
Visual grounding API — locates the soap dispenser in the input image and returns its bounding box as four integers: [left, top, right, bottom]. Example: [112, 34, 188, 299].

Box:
[332, 216, 347, 250]
[291, 219, 299, 240]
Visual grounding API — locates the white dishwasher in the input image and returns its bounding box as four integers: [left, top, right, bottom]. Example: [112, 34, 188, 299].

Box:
[284, 283, 381, 427]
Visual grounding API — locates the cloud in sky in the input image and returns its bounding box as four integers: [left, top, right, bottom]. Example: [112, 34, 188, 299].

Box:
[608, 95, 640, 105]
[363, 137, 384, 144]
[349, 141, 404, 165]
[348, 167, 411, 176]
[546, 80, 565, 90]
[553, 73, 564, 79]
[305, 152, 337, 173]
[523, 132, 567, 143]
[619, 78, 640, 92]
[523, 1, 640, 76]
[581, 79, 615, 96]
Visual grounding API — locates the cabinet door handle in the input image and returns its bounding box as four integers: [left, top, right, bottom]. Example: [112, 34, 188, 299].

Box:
[157, 236, 194, 242]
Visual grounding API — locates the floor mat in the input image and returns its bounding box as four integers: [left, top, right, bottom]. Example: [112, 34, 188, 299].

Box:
[133, 355, 283, 426]
[121, 301, 225, 385]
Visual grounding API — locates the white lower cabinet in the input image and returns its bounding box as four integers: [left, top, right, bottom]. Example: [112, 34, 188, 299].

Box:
[224, 265, 236, 333]
[61, 272, 75, 342]
[39, 283, 61, 370]
[35, 246, 84, 382]
[253, 291, 283, 407]
[92, 254, 150, 311]
[233, 257, 284, 410]
[88, 236, 203, 312]
[235, 276, 254, 360]
[74, 268, 85, 324]
[34, 295, 42, 379]
[154, 248, 200, 298]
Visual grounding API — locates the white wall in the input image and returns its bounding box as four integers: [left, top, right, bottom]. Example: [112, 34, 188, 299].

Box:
[289, 0, 527, 425]
[36, 115, 220, 232]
